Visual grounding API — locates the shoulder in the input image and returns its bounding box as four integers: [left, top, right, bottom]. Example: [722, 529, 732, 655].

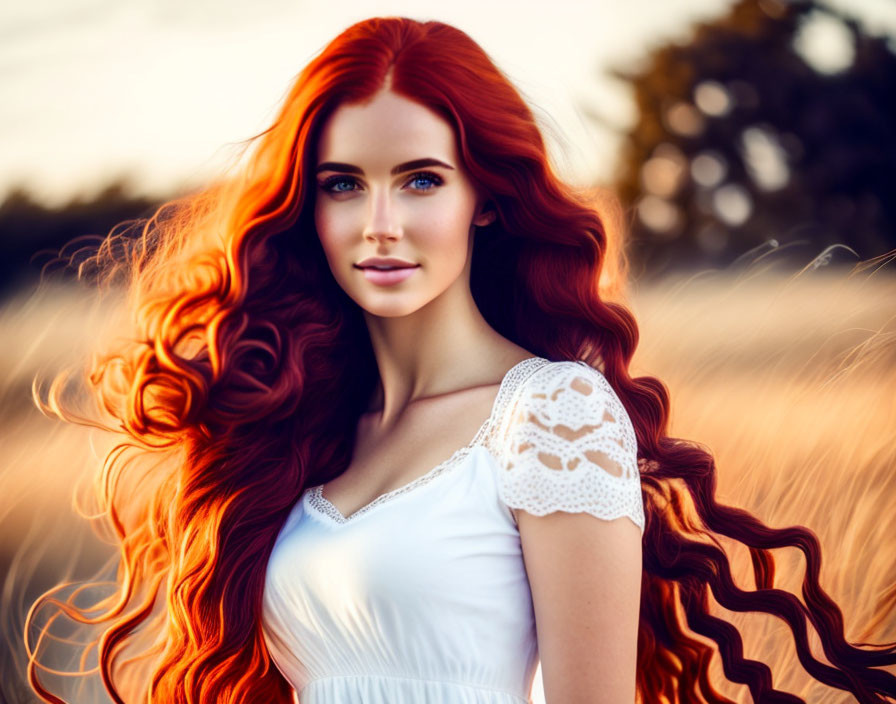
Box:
[495, 359, 644, 534]
[504, 359, 635, 447]
[513, 358, 614, 401]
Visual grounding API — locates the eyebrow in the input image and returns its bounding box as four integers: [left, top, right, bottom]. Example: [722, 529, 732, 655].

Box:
[315, 158, 455, 176]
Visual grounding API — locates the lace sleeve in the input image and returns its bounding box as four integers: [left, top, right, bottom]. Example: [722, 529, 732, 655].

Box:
[496, 361, 645, 534]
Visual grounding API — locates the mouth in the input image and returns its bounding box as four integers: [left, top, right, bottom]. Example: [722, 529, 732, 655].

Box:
[355, 264, 420, 286]
[353, 264, 420, 270]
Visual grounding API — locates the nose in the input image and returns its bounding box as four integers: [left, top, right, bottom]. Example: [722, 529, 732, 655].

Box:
[362, 187, 403, 243]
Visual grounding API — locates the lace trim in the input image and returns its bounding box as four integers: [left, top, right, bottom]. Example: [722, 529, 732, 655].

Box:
[496, 360, 645, 533]
[307, 356, 550, 524]
[306, 448, 475, 525]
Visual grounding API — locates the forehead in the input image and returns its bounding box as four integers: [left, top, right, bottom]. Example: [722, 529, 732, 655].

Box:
[316, 90, 458, 165]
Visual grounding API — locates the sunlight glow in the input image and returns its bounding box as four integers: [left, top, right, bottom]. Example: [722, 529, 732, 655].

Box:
[712, 183, 752, 226]
[792, 10, 856, 74]
[741, 126, 790, 191]
[694, 80, 732, 117]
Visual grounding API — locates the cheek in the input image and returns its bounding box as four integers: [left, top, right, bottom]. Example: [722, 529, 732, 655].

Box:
[411, 193, 475, 251]
[314, 201, 350, 263]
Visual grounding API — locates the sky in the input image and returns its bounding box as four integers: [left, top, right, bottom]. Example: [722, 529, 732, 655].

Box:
[1, 0, 894, 206]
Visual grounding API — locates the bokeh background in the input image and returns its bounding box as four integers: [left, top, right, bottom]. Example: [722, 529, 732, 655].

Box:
[2, 1, 895, 702]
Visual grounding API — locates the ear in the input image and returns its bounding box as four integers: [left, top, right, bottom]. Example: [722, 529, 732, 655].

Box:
[472, 203, 496, 227]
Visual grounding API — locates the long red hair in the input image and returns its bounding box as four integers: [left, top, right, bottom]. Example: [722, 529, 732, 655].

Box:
[25, 16, 896, 704]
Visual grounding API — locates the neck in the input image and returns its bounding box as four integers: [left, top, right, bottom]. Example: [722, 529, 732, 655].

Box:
[361, 272, 515, 431]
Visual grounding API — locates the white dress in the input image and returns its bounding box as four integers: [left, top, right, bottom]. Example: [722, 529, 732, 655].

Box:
[262, 356, 645, 703]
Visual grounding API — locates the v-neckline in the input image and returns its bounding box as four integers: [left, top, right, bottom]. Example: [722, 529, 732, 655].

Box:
[306, 356, 547, 524]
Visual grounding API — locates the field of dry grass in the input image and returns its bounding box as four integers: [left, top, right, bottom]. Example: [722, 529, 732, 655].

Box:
[1, 263, 894, 703]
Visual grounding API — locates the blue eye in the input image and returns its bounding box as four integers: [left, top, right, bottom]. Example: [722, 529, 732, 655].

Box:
[320, 176, 357, 193]
[408, 171, 443, 191]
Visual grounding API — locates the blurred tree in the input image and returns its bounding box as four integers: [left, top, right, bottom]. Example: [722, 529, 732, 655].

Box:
[610, 0, 896, 276]
[0, 182, 162, 296]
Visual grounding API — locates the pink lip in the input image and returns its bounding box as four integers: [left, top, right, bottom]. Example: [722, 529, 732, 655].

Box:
[359, 265, 419, 286]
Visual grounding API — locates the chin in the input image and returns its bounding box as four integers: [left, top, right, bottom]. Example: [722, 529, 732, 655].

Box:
[348, 289, 436, 319]
[360, 301, 427, 318]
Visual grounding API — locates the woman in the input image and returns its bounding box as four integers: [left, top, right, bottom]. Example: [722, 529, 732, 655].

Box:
[25, 16, 896, 704]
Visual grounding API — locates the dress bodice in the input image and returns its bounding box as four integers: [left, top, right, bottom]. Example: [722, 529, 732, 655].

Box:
[262, 357, 644, 703]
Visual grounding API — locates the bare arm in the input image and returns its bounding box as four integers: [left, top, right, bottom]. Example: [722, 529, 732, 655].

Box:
[518, 509, 642, 703]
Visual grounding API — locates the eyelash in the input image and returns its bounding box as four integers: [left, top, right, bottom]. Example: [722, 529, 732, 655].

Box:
[318, 171, 444, 194]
